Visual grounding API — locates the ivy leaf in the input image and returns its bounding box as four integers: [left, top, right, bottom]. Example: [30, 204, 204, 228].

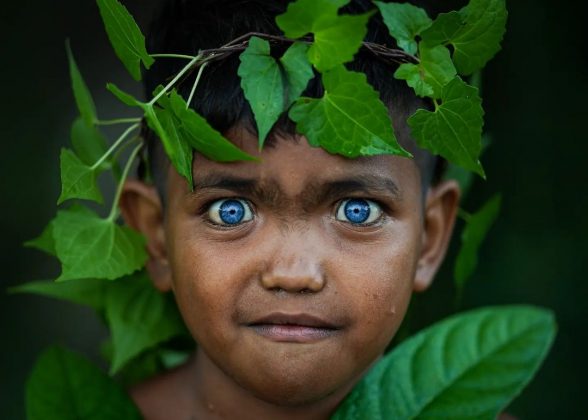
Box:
[276, 0, 372, 72]
[24, 222, 56, 256]
[96, 0, 154, 81]
[26, 346, 141, 420]
[374, 2, 432, 55]
[455, 195, 502, 295]
[167, 91, 258, 162]
[408, 77, 485, 177]
[66, 42, 97, 127]
[9, 278, 108, 311]
[394, 44, 456, 99]
[106, 271, 186, 374]
[151, 106, 194, 187]
[238, 36, 285, 147]
[421, 0, 508, 75]
[333, 305, 556, 420]
[276, 0, 350, 39]
[280, 42, 314, 107]
[53, 207, 147, 282]
[58, 148, 103, 205]
[289, 66, 409, 158]
[70, 118, 110, 170]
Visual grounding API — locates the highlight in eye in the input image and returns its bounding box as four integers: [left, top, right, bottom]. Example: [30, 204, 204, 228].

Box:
[335, 199, 383, 225]
[207, 199, 253, 226]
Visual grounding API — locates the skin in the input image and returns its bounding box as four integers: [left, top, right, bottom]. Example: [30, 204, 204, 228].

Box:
[120, 126, 460, 420]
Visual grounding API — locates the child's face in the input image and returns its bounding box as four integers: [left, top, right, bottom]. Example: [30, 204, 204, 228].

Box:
[122, 127, 459, 406]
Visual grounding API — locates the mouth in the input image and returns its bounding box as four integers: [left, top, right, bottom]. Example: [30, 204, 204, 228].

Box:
[246, 312, 342, 343]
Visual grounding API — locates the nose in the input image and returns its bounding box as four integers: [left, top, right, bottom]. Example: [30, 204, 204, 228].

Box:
[260, 251, 326, 293]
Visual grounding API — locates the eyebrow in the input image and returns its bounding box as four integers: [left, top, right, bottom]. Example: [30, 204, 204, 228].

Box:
[187, 172, 401, 208]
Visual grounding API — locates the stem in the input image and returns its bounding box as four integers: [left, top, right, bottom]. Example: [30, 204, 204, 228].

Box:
[458, 208, 472, 222]
[108, 142, 143, 222]
[151, 53, 198, 60]
[96, 117, 141, 126]
[186, 62, 208, 109]
[91, 123, 139, 171]
[149, 55, 202, 106]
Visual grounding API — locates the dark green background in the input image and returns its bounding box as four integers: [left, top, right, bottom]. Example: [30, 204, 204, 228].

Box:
[1, 1, 586, 418]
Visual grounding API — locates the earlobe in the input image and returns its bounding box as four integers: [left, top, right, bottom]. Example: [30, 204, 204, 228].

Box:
[119, 180, 173, 292]
[414, 180, 460, 292]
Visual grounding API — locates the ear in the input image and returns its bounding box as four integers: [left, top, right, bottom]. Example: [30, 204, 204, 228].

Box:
[119, 180, 172, 292]
[414, 180, 460, 292]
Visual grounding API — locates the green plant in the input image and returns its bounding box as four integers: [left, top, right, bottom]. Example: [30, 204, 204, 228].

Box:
[11, 0, 556, 418]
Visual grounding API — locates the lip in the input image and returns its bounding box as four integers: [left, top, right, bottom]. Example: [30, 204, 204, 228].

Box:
[246, 312, 342, 343]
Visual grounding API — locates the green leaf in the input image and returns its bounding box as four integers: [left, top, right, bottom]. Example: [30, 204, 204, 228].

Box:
[394, 44, 456, 99]
[167, 91, 258, 162]
[280, 42, 314, 107]
[53, 207, 147, 281]
[421, 0, 508, 75]
[445, 134, 492, 198]
[106, 82, 143, 107]
[455, 195, 502, 293]
[374, 2, 432, 55]
[408, 77, 485, 176]
[70, 118, 110, 169]
[66, 42, 97, 127]
[333, 305, 557, 420]
[26, 346, 141, 420]
[96, 0, 154, 81]
[307, 12, 373, 72]
[238, 36, 285, 147]
[9, 278, 108, 311]
[276, 0, 350, 39]
[24, 222, 56, 256]
[276, 0, 371, 72]
[151, 106, 194, 187]
[58, 148, 104, 205]
[106, 271, 186, 374]
[289, 66, 409, 158]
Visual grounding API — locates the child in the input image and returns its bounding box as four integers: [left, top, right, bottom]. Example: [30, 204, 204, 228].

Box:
[118, 0, 460, 418]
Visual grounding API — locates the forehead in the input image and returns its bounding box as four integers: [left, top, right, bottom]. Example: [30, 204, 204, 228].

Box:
[168, 126, 423, 203]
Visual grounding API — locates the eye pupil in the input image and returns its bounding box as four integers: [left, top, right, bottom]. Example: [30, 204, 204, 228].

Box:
[344, 199, 370, 224]
[219, 200, 245, 225]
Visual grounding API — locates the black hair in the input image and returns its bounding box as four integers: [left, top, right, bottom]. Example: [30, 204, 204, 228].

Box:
[141, 0, 448, 196]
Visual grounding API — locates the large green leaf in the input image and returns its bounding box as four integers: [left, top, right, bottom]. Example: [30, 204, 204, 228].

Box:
[276, 0, 371, 72]
[238, 36, 285, 147]
[96, 0, 154, 80]
[280, 42, 314, 107]
[26, 347, 141, 420]
[53, 207, 147, 281]
[70, 118, 110, 169]
[421, 0, 508, 75]
[9, 278, 108, 311]
[106, 271, 186, 374]
[334, 306, 556, 420]
[408, 77, 485, 176]
[24, 221, 56, 256]
[167, 91, 258, 162]
[455, 195, 502, 294]
[66, 42, 97, 127]
[58, 148, 103, 205]
[289, 66, 409, 158]
[394, 44, 456, 99]
[374, 2, 432, 55]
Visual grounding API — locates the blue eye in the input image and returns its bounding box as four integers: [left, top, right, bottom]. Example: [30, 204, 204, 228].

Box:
[208, 199, 253, 226]
[336, 199, 382, 225]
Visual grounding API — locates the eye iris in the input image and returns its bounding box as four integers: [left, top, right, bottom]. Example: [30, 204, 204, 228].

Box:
[344, 199, 370, 224]
[219, 200, 245, 225]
